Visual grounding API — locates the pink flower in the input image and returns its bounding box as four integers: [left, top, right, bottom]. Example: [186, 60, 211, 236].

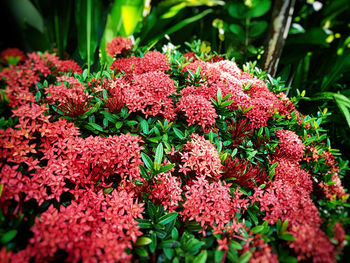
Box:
[45, 76, 92, 117]
[123, 71, 176, 119]
[19, 189, 143, 263]
[289, 223, 335, 263]
[182, 176, 234, 234]
[177, 94, 217, 131]
[0, 48, 26, 63]
[275, 129, 305, 161]
[149, 171, 183, 211]
[106, 36, 132, 57]
[180, 134, 222, 180]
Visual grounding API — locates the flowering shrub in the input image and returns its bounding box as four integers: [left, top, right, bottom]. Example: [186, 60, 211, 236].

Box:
[0, 41, 348, 263]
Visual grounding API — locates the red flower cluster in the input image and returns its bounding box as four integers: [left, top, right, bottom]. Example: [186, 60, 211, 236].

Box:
[106, 36, 132, 57]
[223, 157, 268, 188]
[46, 76, 92, 117]
[0, 48, 26, 63]
[275, 129, 305, 161]
[123, 71, 176, 119]
[101, 78, 127, 113]
[182, 176, 234, 234]
[111, 51, 170, 75]
[248, 235, 279, 263]
[179, 134, 222, 180]
[289, 223, 335, 263]
[149, 171, 183, 211]
[177, 94, 217, 131]
[19, 189, 143, 263]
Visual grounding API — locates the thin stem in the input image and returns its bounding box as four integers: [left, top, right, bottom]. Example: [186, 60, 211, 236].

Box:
[87, 0, 92, 73]
[54, 8, 62, 58]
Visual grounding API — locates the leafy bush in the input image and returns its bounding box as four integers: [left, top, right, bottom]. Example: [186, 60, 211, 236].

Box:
[0, 41, 348, 262]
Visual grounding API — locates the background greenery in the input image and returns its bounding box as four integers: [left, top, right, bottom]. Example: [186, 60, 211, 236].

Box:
[0, 0, 349, 260]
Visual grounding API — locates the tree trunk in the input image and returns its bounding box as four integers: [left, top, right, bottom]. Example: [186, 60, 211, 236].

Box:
[261, 0, 296, 77]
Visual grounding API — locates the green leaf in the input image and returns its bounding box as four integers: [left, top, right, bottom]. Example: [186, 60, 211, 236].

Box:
[247, 207, 259, 225]
[158, 212, 178, 226]
[193, 250, 208, 263]
[81, 101, 101, 118]
[160, 240, 181, 249]
[160, 2, 187, 19]
[140, 119, 149, 134]
[238, 251, 252, 263]
[138, 222, 152, 229]
[215, 249, 224, 263]
[126, 120, 138, 126]
[279, 234, 295, 241]
[247, 0, 271, 18]
[229, 240, 243, 250]
[249, 21, 268, 37]
[229, 24, 245, 36]
[217, 88, 223, 104]
[7, 0, 44, 32]
[173, 127, 185, 140]
[171, 228, 179, 240]
[279, 255, 298, 263]
[86, 122, 104, 132]
[115, 121, 123, 129]
[150, 231, 157, 252]
[135, 237, 152, 246]
[163, 247, 174, 260]
[158, 164, 175, 174]
[141, 153, 153, 171]
[220, 100, 234, 107]
[1, 229, 17, 244]
[280, 220, 289, 234]
[135, 247, 148, 257]
[154, 143, 164, 171]
[103, 187, 113, 194]
[75, 0, 102, 69]
[252, 225, 265, 234]
[228, 3, 246, 19]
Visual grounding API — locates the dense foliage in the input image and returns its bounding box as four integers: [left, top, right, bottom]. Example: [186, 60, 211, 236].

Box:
[0, 39, 348, 262]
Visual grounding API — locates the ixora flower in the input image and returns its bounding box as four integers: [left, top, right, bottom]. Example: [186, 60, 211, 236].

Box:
[0, 46, 348, 263]
[0, 48, 26, 64]
[106, 36, 133, 57]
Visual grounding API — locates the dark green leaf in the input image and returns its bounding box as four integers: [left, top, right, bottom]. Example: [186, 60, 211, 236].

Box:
[229, 240, 242, 250]
[193, 250, 207, 263]
[160, 240, 181, 249]
[238, 251, 252, 263]
[135, 247, 148, 257]
[158, 212, 178, 226]
[141, 153, 153, 170]
[150, 232, 157, 253]
[1, 230, 17, 244]
[247, 0, 271, 18]
[249, 21, 268, 37]
[229, 24, 245, 37]
[279, 234, 295, 241]
[228, 3, 246, 19]
[86, 122, 104, 132]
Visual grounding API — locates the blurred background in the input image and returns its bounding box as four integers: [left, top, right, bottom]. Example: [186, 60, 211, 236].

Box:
[0, 0, 349, 177]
